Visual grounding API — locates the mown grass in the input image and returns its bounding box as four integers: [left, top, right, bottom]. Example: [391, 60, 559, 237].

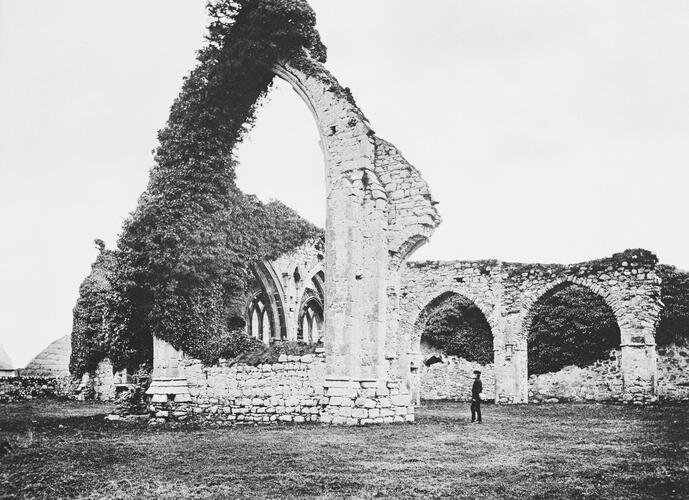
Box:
[1, 400, 687, 499]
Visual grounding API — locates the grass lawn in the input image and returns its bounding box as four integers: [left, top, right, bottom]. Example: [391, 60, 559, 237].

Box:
[1, 400, 687, 499]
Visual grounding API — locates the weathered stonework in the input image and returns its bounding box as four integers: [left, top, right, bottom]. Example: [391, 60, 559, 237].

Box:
[400, 250, 663, 405]
[0, 376, 75, 403]
[656, 344, 689, 401]
[146, 341, 411, 425]
[417, 356, 495, 403]
[147, 52, 440, 424]
[528, 350, 624, 403]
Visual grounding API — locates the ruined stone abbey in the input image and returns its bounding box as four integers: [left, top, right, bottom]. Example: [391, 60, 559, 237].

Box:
[137, 51, 688, 426]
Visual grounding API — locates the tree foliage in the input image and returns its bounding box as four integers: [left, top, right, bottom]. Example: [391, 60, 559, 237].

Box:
[70, 0, 327, 375]
[527, 284, 620, 375]
[421, 295, 493, 365]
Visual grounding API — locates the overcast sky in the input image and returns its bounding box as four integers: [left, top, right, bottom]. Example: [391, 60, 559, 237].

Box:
[1, 0, 687, 367]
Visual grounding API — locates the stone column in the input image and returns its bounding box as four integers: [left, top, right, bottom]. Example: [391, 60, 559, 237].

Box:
[493, 313, 528, 404]
[620, 327, 658, 404]
[145, 336, 190, 404]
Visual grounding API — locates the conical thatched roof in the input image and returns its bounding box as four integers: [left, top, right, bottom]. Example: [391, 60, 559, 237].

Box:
[22, 335, 71, 377]
[0, 344, 14, 371]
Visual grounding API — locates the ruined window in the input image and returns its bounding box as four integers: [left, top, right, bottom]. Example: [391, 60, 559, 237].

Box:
[247, 293, 272, 343]
[297, 296, 323, 344]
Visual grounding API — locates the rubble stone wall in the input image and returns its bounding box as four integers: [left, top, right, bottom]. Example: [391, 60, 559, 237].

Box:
[148, 350, 412, 425]
[657, 344, 689, 401]
[0, 376, 75, 403]
[419, 358, 495, 402]
[400, 250, 663, 405]
[528, 350, 624, 403]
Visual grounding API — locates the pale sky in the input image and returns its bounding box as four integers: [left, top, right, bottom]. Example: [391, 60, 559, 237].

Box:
[1, 1, 687, 367]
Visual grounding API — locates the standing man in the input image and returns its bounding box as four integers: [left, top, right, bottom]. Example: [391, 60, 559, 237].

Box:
[471, 370, 482, 423]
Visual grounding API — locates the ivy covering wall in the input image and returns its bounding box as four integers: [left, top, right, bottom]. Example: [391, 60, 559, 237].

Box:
[420, 295, 493, 365]
[527, 284, 620, 375]
[70, 0, 326, 375]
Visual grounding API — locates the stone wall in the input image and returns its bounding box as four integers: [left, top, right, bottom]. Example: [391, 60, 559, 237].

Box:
[148, 348, 413, 425]
[526, 345, 689, 403]
[419, 358, 495, 402]
[149, 352, 326, 424]
[0, 376, 75, 403]
[400, 250, 663, 405]
[0, 359, 120, 403]
[528, 350, 624, 403]
[657, 344, 689, 401]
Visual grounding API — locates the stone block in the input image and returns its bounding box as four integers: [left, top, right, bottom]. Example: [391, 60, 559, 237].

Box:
[390, 394, 409, 406]
[355, 397, 377, 409]
[351, 408, 367, 419]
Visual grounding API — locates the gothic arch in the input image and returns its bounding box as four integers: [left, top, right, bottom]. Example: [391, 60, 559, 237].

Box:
[411, 290, 496, 355]
[520, 277, 624, 344]
[250, 261, 287, 341]
[297, 288, 324, 344]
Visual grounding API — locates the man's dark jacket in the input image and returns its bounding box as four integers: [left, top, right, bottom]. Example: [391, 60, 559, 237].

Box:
[472, 379, 483, 401]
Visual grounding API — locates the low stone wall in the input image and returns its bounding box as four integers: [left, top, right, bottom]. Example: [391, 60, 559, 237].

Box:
[420, 357, 495, 402]
[319, 379, 414, 425]
[149, 352, 414, 425]
[657, 344, 689, 401]
[528, 350, 623, 403]
[528, 345, 689, 403]
[0, 376, 76, 403]
[150, 353, 326, 424]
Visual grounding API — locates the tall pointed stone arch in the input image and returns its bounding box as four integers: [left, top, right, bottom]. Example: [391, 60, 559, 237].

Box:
[272, 55, 440, 416]
[148, 53, 440, 423]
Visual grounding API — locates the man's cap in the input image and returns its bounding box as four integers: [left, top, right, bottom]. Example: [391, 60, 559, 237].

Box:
[473, 370, 481, 375]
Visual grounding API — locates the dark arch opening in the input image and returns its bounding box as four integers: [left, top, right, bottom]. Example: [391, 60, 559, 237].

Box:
[419, 293, 493, 364]
[527, 282, 620, 376]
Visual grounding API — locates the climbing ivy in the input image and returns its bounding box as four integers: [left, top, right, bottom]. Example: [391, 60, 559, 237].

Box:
[70, 0, 327, 375]
[421, 295, 494, 365]
[657, 265, 689, 347]
[527, 284, 620, 375]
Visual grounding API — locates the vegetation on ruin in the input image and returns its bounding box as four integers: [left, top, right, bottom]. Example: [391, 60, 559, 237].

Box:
[421, 257, 689, 375]
[70, 0, 326, 375]
[2, 400, 687, 499]
[657, 265, 689, 347]
[527, 284, 620, 375]
[421, 295, 493, 364]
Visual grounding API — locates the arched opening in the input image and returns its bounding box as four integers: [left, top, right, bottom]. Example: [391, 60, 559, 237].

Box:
[297, 288, 324, 344]
[526, 282, 622, 402]
[234, 77, 325, 228]
[413, 292, 494, 403]
[247, 292, 272, 344]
